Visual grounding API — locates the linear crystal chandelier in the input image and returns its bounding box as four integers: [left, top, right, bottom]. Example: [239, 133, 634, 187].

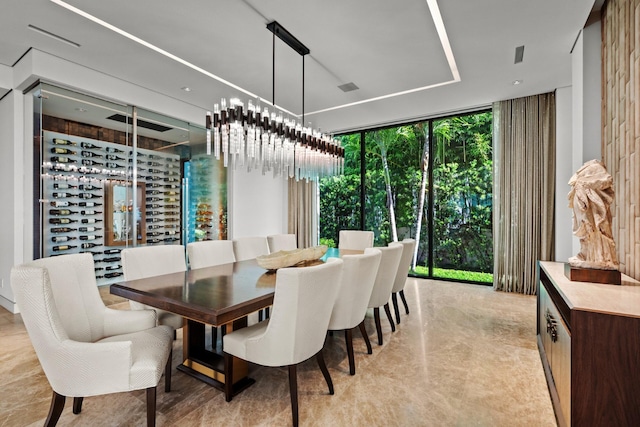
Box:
[205, 21, 344, 182]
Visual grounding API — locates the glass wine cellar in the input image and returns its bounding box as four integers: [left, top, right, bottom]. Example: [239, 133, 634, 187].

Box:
[31, 83, 227, 286]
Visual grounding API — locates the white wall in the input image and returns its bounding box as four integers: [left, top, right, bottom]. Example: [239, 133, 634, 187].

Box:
[0, 91, 16, 311]
[555, 86, 574, 262]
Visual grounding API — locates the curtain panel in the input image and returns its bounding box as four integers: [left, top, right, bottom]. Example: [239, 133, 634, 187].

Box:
[287, 178, 316, 248]
[493, 93, 556, 294]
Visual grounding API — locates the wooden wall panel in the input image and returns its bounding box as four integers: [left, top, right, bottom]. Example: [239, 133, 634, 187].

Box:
[603, 0, 640, 279]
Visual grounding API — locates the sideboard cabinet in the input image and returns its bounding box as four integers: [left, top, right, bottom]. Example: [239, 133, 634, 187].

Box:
[537, 261, 640, 426]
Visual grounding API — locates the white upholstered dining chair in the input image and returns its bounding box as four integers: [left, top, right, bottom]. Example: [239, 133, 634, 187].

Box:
[232, 236, 270, 261]
[223, 258, 344, 427]
[367, 242, 403, 345]
[327, 248, 382, 375]
[338, 230, 375, 250]
[391, 238, 416, 324]
[10, 253, 172, 427]
[121, 245, 186, 332]
[267, 233, 298, 253]
[187, 240, 236, 269]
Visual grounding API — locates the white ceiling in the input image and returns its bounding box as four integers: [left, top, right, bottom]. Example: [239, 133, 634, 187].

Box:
[0, 0, 596, 133]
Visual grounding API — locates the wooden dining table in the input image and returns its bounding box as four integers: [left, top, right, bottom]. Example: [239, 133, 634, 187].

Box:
[110, 259, 278, 396]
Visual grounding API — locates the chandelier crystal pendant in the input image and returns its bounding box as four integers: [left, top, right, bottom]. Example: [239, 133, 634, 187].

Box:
[205, 21, 344, 182]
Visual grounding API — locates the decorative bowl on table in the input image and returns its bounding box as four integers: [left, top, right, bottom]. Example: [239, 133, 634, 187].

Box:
[256, 245, 328, 271]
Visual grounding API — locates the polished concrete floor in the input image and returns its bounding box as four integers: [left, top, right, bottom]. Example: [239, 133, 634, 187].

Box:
[0, 279, 556, 426]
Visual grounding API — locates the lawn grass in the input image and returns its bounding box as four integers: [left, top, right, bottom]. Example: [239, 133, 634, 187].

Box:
[413, 266, 493, 283]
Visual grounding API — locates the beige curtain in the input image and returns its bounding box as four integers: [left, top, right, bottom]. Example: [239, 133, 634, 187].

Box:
[288, 178, 316, 248]
[493, 93, 556, 295]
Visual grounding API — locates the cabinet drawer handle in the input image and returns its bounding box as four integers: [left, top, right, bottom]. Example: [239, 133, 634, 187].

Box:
[545, 310, 558, 343]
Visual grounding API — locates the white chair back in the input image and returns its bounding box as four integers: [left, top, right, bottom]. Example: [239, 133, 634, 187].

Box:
[267, 234, 298, 253]
[338, 230, 374, 250]
[25, 253, 105, 342]
[232, 236, 270, 261]
[121, 245, 187, 281]
[233, 258, 343, 367]
[328, 248, 381, 330]
[187, 240, 235, 269]
[392, 239, 416, 293]
[368, 243, 403, 308]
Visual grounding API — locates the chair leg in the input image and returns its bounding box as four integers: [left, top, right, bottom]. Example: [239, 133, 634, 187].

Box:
[173, 329, 177, 341]
[265, 306, 270, 319]
[146, 387, 156, 427]
[224, 352, 234, 402]
[288, 365, 299, 427]
[384, 303, 396, 332]
[400, 289, 410, 314]
[374, 307, 383, 345]
[391, 292, 401, 324]
[72, 397, 83, 414]
[358, 320, 373, 354]
[345, 329, 355, 375]
[212, 326, 218, 350]
[316, 351, 334, 395]
[45, 391, 65, 427]
[258, 309, 263, 322]
[165, 346, 172, 393]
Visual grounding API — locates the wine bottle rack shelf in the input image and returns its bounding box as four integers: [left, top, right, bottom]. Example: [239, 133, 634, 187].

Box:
[42, 131, 182, 286]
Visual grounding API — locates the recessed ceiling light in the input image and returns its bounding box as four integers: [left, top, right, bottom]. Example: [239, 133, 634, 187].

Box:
[75, 107, 87, 112]
[181, 87, 191, 92]
[512, 80, 523, 85]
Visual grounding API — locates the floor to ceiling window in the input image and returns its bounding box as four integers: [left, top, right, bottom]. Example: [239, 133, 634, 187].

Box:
[319, 110, 493, 284]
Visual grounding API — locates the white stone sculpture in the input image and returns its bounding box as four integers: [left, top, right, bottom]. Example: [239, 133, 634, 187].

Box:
[568, 159, 619, 270]
[256, 245, 328, 270]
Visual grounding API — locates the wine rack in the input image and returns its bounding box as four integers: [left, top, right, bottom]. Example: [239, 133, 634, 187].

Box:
[186, 154, 226, 242]
[42, 131, 181, 286]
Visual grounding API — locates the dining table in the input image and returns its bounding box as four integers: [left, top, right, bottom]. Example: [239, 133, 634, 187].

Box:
[109, 248, 361, 397]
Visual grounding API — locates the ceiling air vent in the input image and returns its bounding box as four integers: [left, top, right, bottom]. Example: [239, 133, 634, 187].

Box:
[106, 114, 172, 132]
[514, 45, 525, 64]
[338, 82, 359, 92]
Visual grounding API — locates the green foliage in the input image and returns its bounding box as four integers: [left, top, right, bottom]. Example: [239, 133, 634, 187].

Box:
[414, 266, 493, 283]
[319, 237, 335, 248]
[319, 111, 494, 280]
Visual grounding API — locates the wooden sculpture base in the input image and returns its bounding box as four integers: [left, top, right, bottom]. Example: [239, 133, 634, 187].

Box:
[564, 263, 621, 285]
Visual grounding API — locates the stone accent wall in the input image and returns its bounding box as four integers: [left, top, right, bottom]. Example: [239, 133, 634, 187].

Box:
[602, 0, 640, 279]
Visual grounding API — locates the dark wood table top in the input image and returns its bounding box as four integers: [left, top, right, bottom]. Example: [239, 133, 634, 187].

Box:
[110, 259, 277, 326]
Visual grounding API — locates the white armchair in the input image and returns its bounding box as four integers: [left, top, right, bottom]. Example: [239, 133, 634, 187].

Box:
[10, 253, 172, 427]
[232, 236, 270, 261]
[327, 248, 382, 375]
[187, 240, 235, 269]
[391, 238, 416, 323]
[267, 233, 298, 253]
[223, 259, 343, 427]
[338, 230, 375, 250]
[367, 243, 403, 345]
[121, 245, 187, 332]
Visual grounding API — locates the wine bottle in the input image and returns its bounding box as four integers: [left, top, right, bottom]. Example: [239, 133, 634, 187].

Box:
[53, 138, 77, 146]
[49, 218, 77, 224]
[102, 256, 121, 262]
[52, 245, 77, 251]
[148, 218, 162, 223]
[149, 168, 164, 174]
[81, 210, 102, 215]
[51, 236, 77, 243]
[165, 230, 178, 235]
[79, 184, 100, 191]
[147, 231, 162, 237]
[146, 197, 161, 202]
[80, 193, 101, 199]
[165, 204, 179, 209]
[149, 176, 163, 181]
[51, 156, 77, 164]
[82, 159, 104, 166]
[164, 177, 179, 182]
[166, 191, 178, 196]
[103, 249, 121, 254]
[79, 202, 102, 207]
[95, 267, 104, 272]
[79, 235, 103, 241]
[53, 183, 77, 189]
[104, 272, 123, 278]
[52, 192, 75, 198]
[80, 142, 100, 149]
[164, 184, 179, 189]
[50, 227, 76, 233]
[106, 154, 124, 161]
[147, 238, 162, 244]
[49, 209, 78, 215]
[50, 200, 78, 207]
[147, 211, 161, 216]
[165, 224, 179, 229]
[148, 161, 162, 166]
[164, 237, 180, 242]
[148, 225, 162, 229]
[165, 197, 178, 202]
[148, 154, 161, 160]
[82, 251, 103, 255]
[79, 226, 102, 232]
[105, 162, 119, 168]
[81, 218, 103, 224]
[81, 151, 103, 158]
[146, 190, 161, 195]
[146, 204, 161, 209]
[147, 183, 162, 188]
[106, 147, 125, 153]
[80, 242, 100, 249]
[51, 147, 76, 155]
[105, 265, 121, 271]
[165, 218, 180, 223]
